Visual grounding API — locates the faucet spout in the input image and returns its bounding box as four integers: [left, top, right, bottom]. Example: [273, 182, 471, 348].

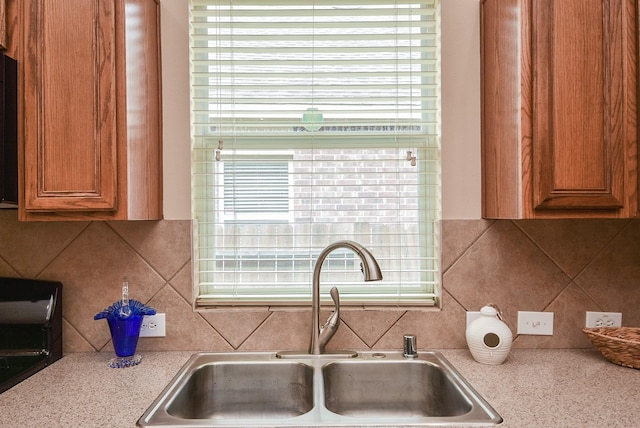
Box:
[309, 240, 383, 355]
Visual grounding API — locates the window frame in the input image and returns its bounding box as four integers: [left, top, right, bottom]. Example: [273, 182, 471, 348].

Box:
[190, 0, 441, 308]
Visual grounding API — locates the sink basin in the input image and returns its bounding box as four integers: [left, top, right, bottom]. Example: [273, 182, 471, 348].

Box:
[323, 359, 472, 417]
[138, 351, 502, 427]
[166, 361, 313, 420]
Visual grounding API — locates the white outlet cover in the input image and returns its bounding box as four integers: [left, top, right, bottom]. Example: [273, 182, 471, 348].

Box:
[517, 311, 554, 335]
[585, 311, 622, 328]
[140, 313, 166, 337]
[466, 311, 482, 328]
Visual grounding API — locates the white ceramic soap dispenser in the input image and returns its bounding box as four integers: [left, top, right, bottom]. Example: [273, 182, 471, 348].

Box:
[466, 304, 513, 365]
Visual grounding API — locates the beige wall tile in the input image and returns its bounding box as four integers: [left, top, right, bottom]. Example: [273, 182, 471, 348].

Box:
[62, 319, 96, 353]
[0, 257, 19, 277]
[444, 220, 571, 330]
[239, 310, 310, 352]
[109, 220, 191, 280]
[137, 285, 233, 352]
[324, 316, 369, 351]
[41, 222, 166, 350]
[513, 283, 600, 349]
[375, 291, 468, 349]
[200, 309, 270, 349]
[442, 219, 494, 272]
[167, 261, 193, 304]
[0, 210, 87, 277]
[340, 309, 405, 347]
[515, 219, 627, 278]
[575, 220, 640, 326]
[2, 215, 640, 353]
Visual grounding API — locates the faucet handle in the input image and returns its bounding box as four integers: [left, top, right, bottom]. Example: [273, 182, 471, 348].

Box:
[323, 287, 341, 329]
[318, 287, 341, 352]
[330, 286, 340, 307]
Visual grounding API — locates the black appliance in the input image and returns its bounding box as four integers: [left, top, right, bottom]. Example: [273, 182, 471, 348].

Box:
[0, 277, 63, 394]
[0, 52, 18, 208]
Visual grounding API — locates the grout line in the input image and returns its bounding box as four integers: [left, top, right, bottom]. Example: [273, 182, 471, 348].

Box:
[570, 219, 632, 283]
[368, 310, 408, 349]
[34, 221, 92, 279]
[106, 221, 169, 282]
[232, 312, 274, 351]
[442, 219, 496, 275]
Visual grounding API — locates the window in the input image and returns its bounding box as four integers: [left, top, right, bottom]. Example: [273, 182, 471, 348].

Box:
[190, 0, 441, 306]
[220, 152, 293, 223]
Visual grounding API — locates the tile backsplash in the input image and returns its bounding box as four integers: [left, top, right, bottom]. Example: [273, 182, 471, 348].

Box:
[1, 210, 639, 354]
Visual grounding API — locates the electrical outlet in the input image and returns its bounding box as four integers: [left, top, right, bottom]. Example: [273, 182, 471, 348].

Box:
[517, 311, 554, 335]
[585, 311, 622, 328]
[140, 313, 166, 337]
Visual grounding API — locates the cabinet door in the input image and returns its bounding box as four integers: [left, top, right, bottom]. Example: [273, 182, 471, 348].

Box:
[0, 0, 6, 49]
[481, 0, 638, 218]
[22, 0, 117, 212]
[530, 0, 635, 214]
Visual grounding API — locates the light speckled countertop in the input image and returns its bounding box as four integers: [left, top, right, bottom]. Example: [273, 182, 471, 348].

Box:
[0, 349, 638, 427]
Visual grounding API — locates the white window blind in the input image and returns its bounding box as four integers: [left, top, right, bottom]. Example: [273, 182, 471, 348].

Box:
[220, 152, 293, 223]
[190, 0, 441, 306]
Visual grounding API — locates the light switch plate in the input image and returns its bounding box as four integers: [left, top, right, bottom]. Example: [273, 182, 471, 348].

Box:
[517, 311, 554, 335]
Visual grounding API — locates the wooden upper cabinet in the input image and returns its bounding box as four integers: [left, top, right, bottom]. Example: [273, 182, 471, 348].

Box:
[18, 0, 162, 220]
[0, 0, 6, 49]
[481, 0, 638, 218]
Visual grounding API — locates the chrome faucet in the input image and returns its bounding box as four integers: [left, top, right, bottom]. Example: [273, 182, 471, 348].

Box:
[309, 240, 383, 355]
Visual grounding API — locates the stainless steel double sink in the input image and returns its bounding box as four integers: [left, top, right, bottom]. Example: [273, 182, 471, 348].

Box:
[138, 350, 502, 427]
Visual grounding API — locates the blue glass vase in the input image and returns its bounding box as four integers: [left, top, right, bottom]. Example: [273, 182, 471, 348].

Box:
[107, 314, 143, 358]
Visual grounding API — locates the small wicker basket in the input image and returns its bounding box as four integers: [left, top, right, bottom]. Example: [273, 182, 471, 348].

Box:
[582, 327, 640, 369]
